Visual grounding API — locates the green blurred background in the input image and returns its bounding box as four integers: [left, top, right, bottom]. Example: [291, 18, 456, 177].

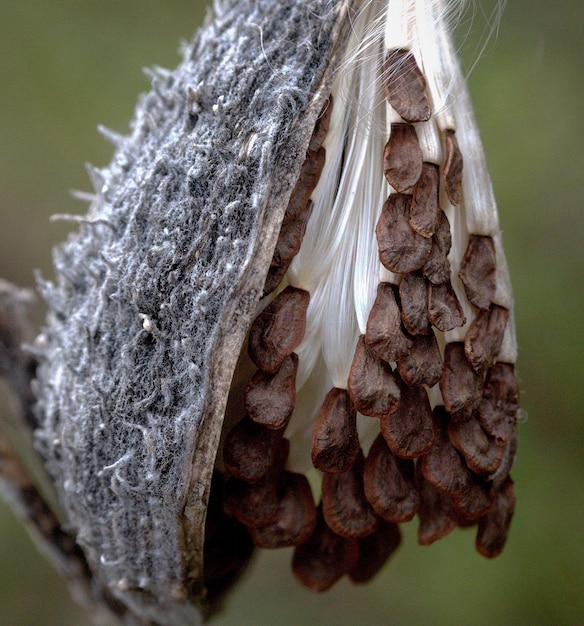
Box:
[0, 1, 582, 624]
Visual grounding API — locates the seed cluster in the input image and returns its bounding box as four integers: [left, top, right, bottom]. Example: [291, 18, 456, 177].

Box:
[221, 49, 518, 591]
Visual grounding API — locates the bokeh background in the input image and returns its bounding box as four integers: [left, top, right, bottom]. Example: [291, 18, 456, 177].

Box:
[0, 1, 582, 624]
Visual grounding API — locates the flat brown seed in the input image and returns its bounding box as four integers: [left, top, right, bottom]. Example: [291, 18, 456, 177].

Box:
[308, 96, 333, 153]
[423, 209, 452, 285]
[443, 129, 464, 205]
[419, 406, 472, 495]
[478, 363, 519, 444]
[249, 471, 317, 549]
[458, 235, 497, 310]
[311, 387, 360, 473]
[452, 476, 495, 522]
[322, 452, 378, 539]
[397, 329, 443, 387]
[245, 353, 298, 430]
[464, 304, 509, 373]
[364, 434, 421, 523]
[349, 520, 401, 584]
[224, 438, 289, 528]
[263, 264, 288, 297]
[383, 48, 431, 122]
[223, 415, 281, 483]
[383, 124, 424, 192]
[366, 282, 413, 361]
[428, 281, 465, 332]
[248, 286, 310, 373]
[439, 342, 483, 420]
[271, 200, 314, 268]
[476, 478, 515, 558]
[411, 162, 441, 236]
[399, 271, 430, 335]
[283, 146, 326, 222]
[380, 377, 434, 459]
[224, 474, 280, 528]
[292, 507, 360, 592]
[488, 430, 517, 489]
[448, 416, 505, 476]
[417, 472, 457, 545]
[347, 335, 400, 417]
[376, 193, 432, 274]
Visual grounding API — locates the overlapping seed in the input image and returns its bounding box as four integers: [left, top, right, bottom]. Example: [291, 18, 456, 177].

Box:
[364, 434, 421, 523]
[321, 451, 378, 539]
[311, 387, 360, 473]
[380, 375, 435, 458]
[383, 48, 431, 123]
[292, 506, 360, 592]
[348, 335, 400, 417]
[349, 520, 401, 584]
[219, 37, 520, 593]
[383, 124, 423, 192]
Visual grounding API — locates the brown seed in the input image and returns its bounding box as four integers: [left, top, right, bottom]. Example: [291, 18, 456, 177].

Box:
[417, 472, 457, 545]
[248, 471, 317, 549]
[443, 129, 464, 206]
[439, 342, 483, 420]
[383, 124, 424, 192]
[478, 363, 519, 444]
[347, 335, 401, 417]
[411, 163, 441, 237]
[271, 200, 314, 269]
[311, 387, 360, 473]
[283, 146, 326, 222]
[263, 264, 289, 297]
[458, 235, 497, 310]
[245, 353, 298, 430]
[248, 286, 310, 373]
[475, 478, 515, 558]
[419, 406, 472, 495]
[464, 304, 509, 373]
[452, 476, 495, 522]
[224, 474, 280, 528]
[383, 48, 431, 123]
[223, 438, 289, 528]
[448, 416, 505, 476]
[488, 430, 517, 489]
[399, 271, 430, 335]
[223, 415, 281, 483]
[428, 281, 465, 332]
[376, 193, 432, 274]
[292, 507, 360, 592]
[423, 209, 452, 285]
[364, 434, 421, 523]
[349, 519, 402, 584]
[380, 377, 434, 459]
[397, 329, 443, 387]
[308, 96, 333, 153]
[322, 452, 378, 539]
[366, 282, 413, 361]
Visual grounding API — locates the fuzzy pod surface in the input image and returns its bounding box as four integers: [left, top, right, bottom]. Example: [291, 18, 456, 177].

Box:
[33, 1, 360, 623]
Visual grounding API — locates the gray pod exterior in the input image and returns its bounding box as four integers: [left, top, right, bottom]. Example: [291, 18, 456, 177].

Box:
[33, 1, 360, 623]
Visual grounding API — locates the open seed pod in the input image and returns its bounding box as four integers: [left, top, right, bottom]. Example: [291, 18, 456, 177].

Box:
[0, 0, 521, 625]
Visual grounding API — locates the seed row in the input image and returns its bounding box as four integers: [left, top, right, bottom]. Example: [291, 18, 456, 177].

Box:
[220, 45, 519, 592]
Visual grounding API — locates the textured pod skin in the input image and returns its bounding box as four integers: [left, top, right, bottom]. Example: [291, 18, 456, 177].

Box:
[33, 1, 360, 623]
